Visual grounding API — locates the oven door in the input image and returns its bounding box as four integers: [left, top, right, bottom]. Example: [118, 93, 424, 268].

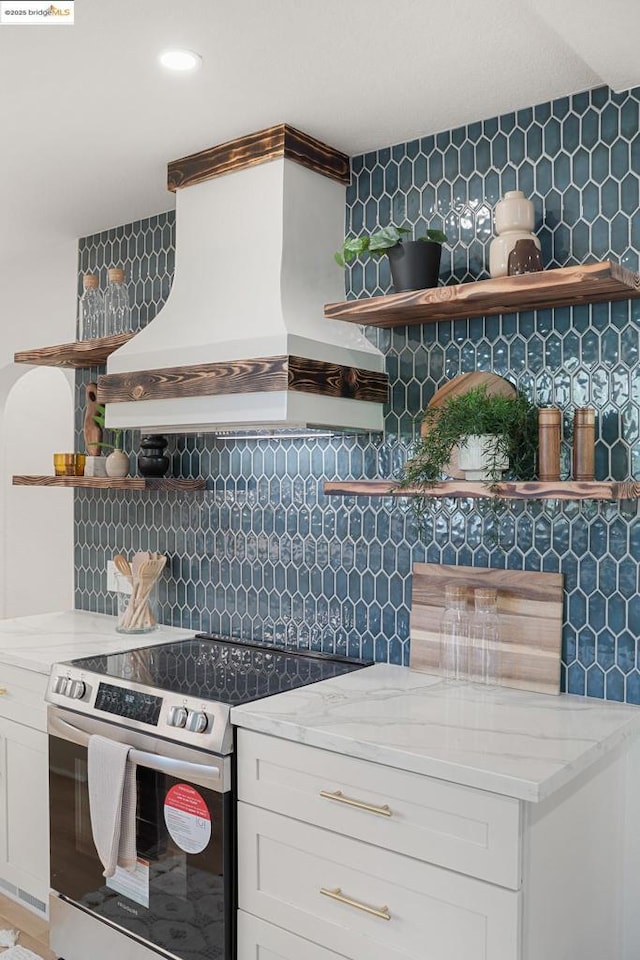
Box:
[48, 705, 233, 960]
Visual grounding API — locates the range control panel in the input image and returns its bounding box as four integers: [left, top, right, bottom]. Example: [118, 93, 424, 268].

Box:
[95, 682, 163, 726]
[46, 665, 232, 754]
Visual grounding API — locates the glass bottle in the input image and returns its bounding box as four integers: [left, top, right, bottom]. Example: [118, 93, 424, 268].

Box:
[469, 588, 500, 684]
[79, 273, 104, 340]
[439, 583, 470, 680]
[104, 267, 130, 336]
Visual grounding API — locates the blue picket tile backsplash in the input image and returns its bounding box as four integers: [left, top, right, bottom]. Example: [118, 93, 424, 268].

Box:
[75, 84, 640, 702]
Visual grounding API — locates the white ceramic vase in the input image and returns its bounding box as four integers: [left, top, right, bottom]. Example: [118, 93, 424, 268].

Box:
[105, 449, 129, 478]
[494, 190, 535, 234]
[457, 435, 509, 481]
[489, 190, 541, 279]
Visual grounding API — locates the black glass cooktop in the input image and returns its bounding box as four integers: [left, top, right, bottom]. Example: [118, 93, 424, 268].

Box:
[67, 634, 372, 707]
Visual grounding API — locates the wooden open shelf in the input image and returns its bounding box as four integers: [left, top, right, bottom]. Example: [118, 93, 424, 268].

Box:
[324, 261, 640, 328]
[12, 476, 205, 491]
[14, 333, 134, 368]
[324, 479, 640, 501]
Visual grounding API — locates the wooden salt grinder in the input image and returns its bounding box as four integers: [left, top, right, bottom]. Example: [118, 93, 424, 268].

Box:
[538, 408, 561, 481]
[573, 408, 596, 481]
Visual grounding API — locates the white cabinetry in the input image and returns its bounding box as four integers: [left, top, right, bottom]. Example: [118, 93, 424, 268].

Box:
[237, 728, 636, 960]
[0, 663, 49, 915]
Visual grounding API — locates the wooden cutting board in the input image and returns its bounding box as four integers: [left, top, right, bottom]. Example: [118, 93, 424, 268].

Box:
[421, 373, 517, 479]
[410, 562, 564, 695]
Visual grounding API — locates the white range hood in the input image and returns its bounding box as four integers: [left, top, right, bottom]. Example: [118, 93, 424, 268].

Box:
[100, 125, 387, 435]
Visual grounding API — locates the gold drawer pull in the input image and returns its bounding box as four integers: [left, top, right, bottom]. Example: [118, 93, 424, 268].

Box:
[320, 886, 391, 921]
[0, 689, 7, 696]
[320, 789, 391, 817]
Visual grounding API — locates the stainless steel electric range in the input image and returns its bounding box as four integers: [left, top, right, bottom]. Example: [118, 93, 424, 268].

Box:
[46, 634, 372, 960]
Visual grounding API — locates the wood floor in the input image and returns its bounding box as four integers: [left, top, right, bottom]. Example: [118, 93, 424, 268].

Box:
[0, 893, 55, 959]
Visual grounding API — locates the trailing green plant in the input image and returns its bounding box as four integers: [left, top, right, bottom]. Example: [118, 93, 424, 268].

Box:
[93, 403, 124, 452]
[335, 224, 447, 267]
[398, 386, 538, 490]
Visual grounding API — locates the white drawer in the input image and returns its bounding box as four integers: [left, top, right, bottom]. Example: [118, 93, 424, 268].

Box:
[238, 912, 348, 960]
[238, 803, 521, 960]
[237, 730, 522, 888]
[0, 666, 47, 731]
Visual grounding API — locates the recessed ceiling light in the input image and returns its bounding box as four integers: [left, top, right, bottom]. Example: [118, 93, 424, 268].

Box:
[159, 49, 202, 72]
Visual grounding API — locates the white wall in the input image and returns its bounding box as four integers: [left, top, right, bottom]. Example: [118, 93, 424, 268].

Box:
[0, 239, 77, 618]
[2, 368, 75, 616]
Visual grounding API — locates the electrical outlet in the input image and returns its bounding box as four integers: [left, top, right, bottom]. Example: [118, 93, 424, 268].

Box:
[107, 561, 133, 593]
[107, 560, 118, 592]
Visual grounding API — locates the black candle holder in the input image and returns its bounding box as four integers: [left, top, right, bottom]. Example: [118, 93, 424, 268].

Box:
[137, 435, 170, 477]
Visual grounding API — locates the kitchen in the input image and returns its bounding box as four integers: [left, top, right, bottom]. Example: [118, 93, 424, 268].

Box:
[1, 1, 640, 958]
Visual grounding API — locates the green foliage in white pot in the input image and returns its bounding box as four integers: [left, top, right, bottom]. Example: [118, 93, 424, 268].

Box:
[399, 386, 539, 488]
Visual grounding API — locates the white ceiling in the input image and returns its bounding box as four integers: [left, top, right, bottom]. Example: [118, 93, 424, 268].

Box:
[0, 0, 637, 261]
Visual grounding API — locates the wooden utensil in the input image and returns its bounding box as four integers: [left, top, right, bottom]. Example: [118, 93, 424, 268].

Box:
[422, 373, 517, 478]
[113, 553, 133, 583]
[127, 557, 166, 630]
[409, 562, 564, 695]
[128, 551, 151, 625]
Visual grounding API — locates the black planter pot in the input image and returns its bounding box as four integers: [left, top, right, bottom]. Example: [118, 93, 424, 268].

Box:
[387, 240, 442, 292]
[138, 435, 170, 477]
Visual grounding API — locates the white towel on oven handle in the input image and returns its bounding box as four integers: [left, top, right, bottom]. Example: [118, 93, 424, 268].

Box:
[87, 734, 137, 878]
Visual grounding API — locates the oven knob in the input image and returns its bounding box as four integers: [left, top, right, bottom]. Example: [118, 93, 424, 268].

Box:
[168, 706, 188, 728]
[68, 680, 86, 700]
[53, 676, 68, 695]
[186, 711, 208, 734]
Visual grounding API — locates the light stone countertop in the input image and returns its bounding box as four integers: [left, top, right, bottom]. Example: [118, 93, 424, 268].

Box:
[3, 614, 639, 803]
[0, 609, 194, 674]
[231, 662, 640, 802]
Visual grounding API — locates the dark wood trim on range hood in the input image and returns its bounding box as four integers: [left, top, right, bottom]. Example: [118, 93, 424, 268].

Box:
[98, 355, 388, 404]
[167, 124, 350, 190]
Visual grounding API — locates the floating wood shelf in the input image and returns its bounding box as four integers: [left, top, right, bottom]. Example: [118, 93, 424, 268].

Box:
[324, 261, 640, 328]
[324, 479, 640, 501]
[14, 333, 134, 368]
[12, 476, 205, 491]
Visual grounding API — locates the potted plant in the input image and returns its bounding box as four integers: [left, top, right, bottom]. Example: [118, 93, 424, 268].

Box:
[398, 386, 538, 490]
[335, 224, 447, 292]
[93, 404, 129, 478]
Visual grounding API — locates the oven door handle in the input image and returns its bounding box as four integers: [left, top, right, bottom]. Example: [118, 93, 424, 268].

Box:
[49, 713, 223, 788]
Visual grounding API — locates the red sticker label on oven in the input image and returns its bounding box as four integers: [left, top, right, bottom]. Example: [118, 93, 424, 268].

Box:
[164, 784, 211, 854]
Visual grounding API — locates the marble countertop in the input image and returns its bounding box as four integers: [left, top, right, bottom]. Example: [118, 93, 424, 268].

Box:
[231, 663, 640, 802]
[0, 610, 194, 674]
[4, 613, 639, 803]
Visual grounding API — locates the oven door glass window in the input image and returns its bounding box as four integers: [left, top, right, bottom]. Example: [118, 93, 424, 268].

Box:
[49, 734, 232, 960]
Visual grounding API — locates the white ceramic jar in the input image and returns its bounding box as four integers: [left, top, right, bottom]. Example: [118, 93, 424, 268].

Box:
[457, 434, 509, 481]
[494, 190, 535, 234]
[489, 190, 541, 279]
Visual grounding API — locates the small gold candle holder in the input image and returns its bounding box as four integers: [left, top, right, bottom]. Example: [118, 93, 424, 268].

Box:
[53, 453, 85, 477]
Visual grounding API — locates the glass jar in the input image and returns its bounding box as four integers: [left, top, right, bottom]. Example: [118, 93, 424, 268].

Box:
[439, 583, 470, 679]
[469, 588, 500, 683]
[115, 571, 158, 634]
[104, 267, 130, 336]
[79, 273, 104, 340]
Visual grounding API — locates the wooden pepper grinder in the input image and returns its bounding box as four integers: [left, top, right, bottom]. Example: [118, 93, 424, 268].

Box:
[573, 408, 596, 481]
[538, 408, 561, 481]
[83, 382, 103, 456]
